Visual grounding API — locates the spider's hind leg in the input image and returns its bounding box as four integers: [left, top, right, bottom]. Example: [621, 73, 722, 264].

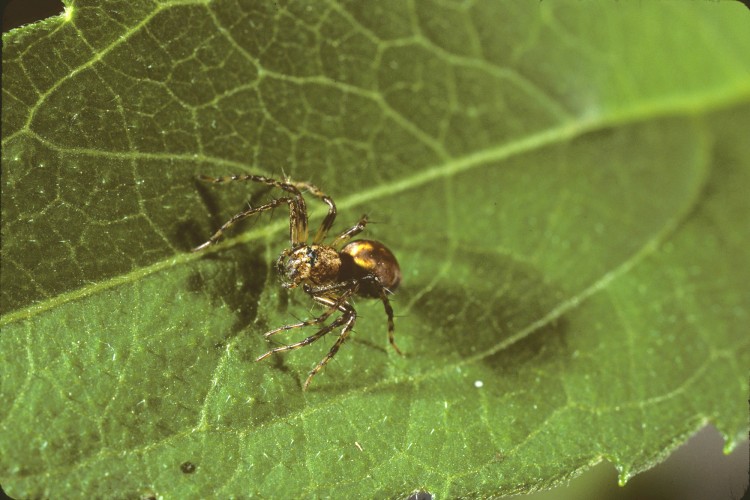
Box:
[261, 292, 347, 338]
[303, 299, 357, 390]
[255, 291, 357, 390]
[330, 214, 369, 249]
[377, 285, 402, 355]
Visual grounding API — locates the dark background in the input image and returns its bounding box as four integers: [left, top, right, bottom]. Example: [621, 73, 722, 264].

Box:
[2, 0, 65, 32]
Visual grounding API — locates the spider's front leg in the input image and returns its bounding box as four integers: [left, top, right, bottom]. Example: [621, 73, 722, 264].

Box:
[193, 174, 310, 250]
[193, 197, 294, 251]
[288, 180, 337, 244]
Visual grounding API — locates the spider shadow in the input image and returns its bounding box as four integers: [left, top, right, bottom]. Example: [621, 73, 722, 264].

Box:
[182, 176, 283, 344]
[173, 176, 277, 252]
[403, 247, 572, 380]
[193, 176, 277, 241]
[186, 244, 269, 346]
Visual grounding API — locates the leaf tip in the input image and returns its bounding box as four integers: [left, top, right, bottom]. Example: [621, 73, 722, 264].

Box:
[63, 5, 74, 22]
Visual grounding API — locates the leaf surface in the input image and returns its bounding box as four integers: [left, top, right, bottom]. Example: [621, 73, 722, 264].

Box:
[2, 1, 749, 497]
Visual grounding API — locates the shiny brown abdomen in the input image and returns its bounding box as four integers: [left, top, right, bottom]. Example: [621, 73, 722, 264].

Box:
[339, 240, 401, 297]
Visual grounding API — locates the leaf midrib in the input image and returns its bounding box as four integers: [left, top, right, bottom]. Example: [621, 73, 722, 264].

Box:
[1, 91, 738, 327]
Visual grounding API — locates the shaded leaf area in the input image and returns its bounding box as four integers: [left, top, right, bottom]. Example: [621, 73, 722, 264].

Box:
[2, 0, 749, 498]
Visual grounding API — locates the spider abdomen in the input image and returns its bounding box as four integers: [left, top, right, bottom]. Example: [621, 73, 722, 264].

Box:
[339, 240, 401, 297]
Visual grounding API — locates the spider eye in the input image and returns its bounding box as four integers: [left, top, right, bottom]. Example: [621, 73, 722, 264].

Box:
[306, 247, 317, 267]
[283, 249, 314, 283]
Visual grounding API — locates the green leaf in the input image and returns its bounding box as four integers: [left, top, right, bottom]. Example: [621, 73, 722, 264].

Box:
[2, 1, 749, 497]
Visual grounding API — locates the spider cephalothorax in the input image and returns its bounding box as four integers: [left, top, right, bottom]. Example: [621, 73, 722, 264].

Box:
[277, 245, 341, 288]
[194, 174, 402, 390]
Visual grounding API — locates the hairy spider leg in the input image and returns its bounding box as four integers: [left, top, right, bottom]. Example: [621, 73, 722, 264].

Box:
[377, 285, 401, 355]
[255, 294, 357, 390]
[193, 198, 297, 252]
[305, 275, 403, 356]
[303, 298, 358, 390]
[262, 287, 356, 338]
[330, 214, 369, 249]
[289, 181, 337, 245]
[196, 174, 309, 247]
[255, 292, 355, 358]
[306, 276, 402, 355]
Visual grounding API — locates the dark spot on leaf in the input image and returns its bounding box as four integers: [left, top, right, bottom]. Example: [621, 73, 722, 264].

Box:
[137, 487, 158, 500]
[407, 491, 433, 500]
[186, 269, 207, 294]
[180, 461, 197, 474]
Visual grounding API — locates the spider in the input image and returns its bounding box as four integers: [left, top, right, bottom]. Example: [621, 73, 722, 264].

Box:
[193, 174, 402, 390]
